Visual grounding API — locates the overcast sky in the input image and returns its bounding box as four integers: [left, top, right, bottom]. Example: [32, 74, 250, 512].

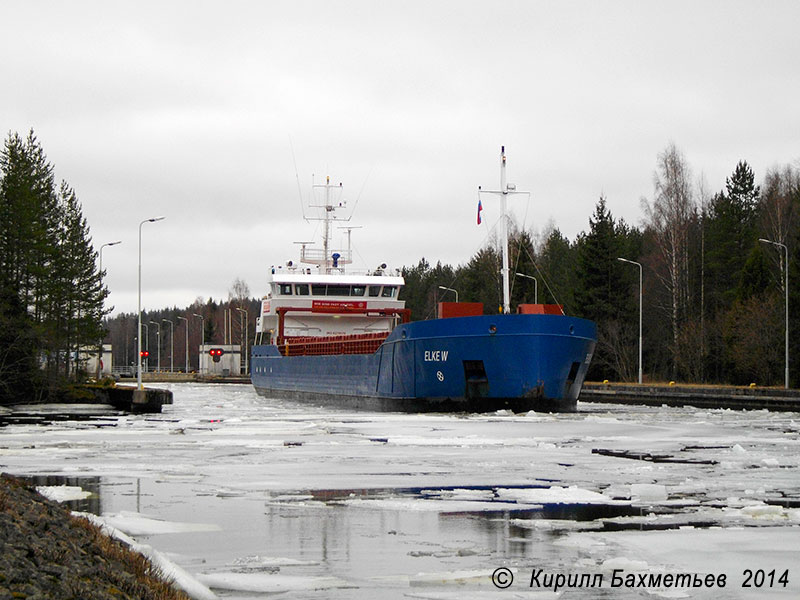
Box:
[2, 1, 798, 315]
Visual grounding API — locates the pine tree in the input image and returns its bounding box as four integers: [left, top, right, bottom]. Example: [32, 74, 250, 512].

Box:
[0, 130, 109, 393]
[536, 228, 576, 310]
[705, 161, 760, 316]
[574, 196, 623, 323]
[400, 258, 432, 320]
[56, 181, 108, 379]
[736, 242, 771, 302]
[0, 131, 59, 319]
[458, 247, 501, 314]
[574, 197, 642, 380]
[0, 283, 41, 402]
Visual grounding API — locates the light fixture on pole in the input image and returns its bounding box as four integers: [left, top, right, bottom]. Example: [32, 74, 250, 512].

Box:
[150, 321, 161, 372]
[759, 238, 789, 389]
[163, 318, 174, 373]
[437, 286, 458, 303]
[193, 313, 204, 374]
[177, 316, 189, 373]
[97, 240, 121, 379]
[515, 272, 538, 304]
[141, 322, 149, 375]
[137, 216, 165, 390]
[236, 307, 249, 374]
[617, 257, 643, 385]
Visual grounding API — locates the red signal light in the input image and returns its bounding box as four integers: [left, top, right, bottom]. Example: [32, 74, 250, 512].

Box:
[140, 350, 149, 358]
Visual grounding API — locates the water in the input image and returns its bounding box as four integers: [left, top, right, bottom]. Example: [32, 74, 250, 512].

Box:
[2, 383, 799, 598]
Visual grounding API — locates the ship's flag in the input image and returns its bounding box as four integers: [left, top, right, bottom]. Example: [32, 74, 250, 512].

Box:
[477, 199, 483, 225]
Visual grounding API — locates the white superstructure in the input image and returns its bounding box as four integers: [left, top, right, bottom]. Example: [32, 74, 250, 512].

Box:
[254, 176, 406, 346]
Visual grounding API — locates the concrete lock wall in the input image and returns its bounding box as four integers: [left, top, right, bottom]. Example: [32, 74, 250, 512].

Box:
[199, 344, 242, 376]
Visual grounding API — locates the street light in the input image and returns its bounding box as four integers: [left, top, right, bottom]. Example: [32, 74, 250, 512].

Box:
[162, 318, 174, 373]
[141, 322, 149, 375]
[515, 272, 538, 304]
[236, 307, 249, 374]
[193, 313, 204, 374]
[617, 257, 643, 385]
[97, 240, 121, 379]
[177, 316, 189, 373]
[759, 238, 789, 389]
[137, 216, 165, 390]
[150, 321, 161, 372]
[438, 286, 458, 303]
[99, 241, 122, 285]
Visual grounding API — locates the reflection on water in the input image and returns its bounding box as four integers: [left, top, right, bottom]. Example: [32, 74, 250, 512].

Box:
[23, 474, 103, 514]
[25, 472, 650, 591]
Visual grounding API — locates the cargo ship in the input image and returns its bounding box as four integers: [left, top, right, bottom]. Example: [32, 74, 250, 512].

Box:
[250, 148, 596, 412]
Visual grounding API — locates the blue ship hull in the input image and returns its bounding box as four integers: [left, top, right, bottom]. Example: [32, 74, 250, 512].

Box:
[251, 313, 596, 412]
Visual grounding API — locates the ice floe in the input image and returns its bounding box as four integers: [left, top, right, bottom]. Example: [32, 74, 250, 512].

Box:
[36, 484, 92, 502]
[196, 572, 351, 593]
[497, 485, 625, 505]
[99, 510, 222, 535]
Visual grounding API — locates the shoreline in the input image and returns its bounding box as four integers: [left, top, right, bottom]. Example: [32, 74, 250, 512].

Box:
[0, 474, 191, 600]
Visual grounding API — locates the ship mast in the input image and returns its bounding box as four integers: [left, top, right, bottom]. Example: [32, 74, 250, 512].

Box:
[322, 176, 333, 268]
[301, 175, 352, 272]
[478, 146, 529, 314]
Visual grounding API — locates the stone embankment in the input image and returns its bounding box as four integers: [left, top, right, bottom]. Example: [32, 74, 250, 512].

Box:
[0, 474, 189, 600]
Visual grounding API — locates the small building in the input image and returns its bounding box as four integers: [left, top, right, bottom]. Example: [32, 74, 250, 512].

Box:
[75, 344, 113, 378]
[199, 344, 241, 376]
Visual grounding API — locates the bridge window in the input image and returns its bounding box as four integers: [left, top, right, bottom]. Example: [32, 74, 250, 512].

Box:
[351, 286, 365, 297]
[381, 286, 396, 298]
[296, 284, 310, 295]
[326, 285, 351, 296]
[368, 286, 381, 297]
[279, 284, 293, 295]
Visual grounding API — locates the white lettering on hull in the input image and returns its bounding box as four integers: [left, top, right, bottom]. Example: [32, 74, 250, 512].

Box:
[424, 350, 449, 362]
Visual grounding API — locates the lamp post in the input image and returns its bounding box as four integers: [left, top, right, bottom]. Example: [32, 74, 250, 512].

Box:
[193, 313, 204, 374]
[141, 322, 149, 375]
[137, 216, 165, 390]
[759, 238, 789, 389]
[617, 257, 643, 384]
[236, 307, 249, 374]
[515, 272, 538, 304]
[97, 240, 121, 379]
[438, 286, 458, 303]
[150, 321, 161, 372]
[163, 319, 174, 373]
[177, 316, 189, 373]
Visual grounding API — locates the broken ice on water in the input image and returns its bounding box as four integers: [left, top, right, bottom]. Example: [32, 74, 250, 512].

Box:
[3, 382, 799, 598]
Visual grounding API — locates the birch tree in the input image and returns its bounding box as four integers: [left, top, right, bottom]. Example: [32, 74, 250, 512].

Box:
[642, 143, 695, 376]
[759, 165, 799, 291]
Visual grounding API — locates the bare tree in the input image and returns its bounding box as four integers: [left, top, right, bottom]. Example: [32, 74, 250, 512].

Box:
[759, 165, 799, 292]
[598, 319, 638, 382]
[641, 143, 695, 376]
[229, 277, 251, 307]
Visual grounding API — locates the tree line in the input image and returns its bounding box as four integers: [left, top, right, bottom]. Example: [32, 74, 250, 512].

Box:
[400, 144, 800, 386]
[1, 131, 107, 403]
[103, 279, 260, 375]
[3, 130, 798, 403]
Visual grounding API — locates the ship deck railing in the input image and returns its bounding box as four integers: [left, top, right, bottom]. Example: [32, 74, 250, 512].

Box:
[278, 331, 389, 357]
